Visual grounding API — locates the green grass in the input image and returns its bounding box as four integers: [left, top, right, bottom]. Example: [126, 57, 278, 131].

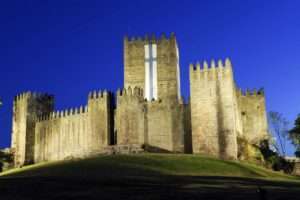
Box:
[1, 153, 298, 181]
[2, 154, 300, 199]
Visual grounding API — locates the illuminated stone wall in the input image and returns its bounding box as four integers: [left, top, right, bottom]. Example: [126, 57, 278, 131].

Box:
[10, 33, 269, 166]
[34, 91, 112, 163]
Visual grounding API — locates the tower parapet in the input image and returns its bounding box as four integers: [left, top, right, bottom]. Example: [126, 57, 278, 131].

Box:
[88, 90, 110, 100]
[116, 86, 144, 98]
[237, 88, 265, 97]
[190, 58, 232, 78]
[124, 32, 176, 45]
[37, 105, 88, 122]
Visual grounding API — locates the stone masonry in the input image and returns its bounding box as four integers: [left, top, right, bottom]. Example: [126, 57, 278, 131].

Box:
[10, 33, 268, 166]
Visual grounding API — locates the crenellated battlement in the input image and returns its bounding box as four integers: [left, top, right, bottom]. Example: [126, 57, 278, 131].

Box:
[14, 91, 31, 101]
[37, 105, 88, 122]
[124, 32, 176, 45]
[14, 91, 54, 102]
[237, 88, 265, 97]
[190, 58, 232, 73]
[117, 87, 143, 98]
[88, 90, 110, 100]
[146, 98, 164, 104]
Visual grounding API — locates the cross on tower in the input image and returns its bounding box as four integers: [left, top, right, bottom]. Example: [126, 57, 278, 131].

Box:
[144, 43, 157, 100]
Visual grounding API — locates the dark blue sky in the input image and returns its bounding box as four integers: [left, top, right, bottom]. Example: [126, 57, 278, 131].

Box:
[0, 0, 299, 155]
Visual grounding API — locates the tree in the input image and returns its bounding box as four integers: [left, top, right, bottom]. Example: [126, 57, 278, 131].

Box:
[268, 111, 289, 157]
[289, 114, 300, 157]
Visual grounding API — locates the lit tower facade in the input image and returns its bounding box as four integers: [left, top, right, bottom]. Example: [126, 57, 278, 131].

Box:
[124, 33, 181, 101]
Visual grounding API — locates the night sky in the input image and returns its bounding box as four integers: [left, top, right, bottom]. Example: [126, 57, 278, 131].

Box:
[0, 0, 299, 155]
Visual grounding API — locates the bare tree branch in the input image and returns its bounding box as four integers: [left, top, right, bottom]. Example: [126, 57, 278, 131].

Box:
[268, 111, 289, 157]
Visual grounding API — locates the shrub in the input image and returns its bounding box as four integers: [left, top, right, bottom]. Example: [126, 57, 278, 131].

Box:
[259, 140, 294, 174]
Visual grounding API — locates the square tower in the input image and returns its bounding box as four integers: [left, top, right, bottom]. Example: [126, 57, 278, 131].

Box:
[124, 33, 181, 101]
[12, 92, 54, 166]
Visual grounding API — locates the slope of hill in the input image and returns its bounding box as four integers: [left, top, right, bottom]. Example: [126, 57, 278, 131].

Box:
[0, 153, 297, 179]
[0, 154, 300, 200]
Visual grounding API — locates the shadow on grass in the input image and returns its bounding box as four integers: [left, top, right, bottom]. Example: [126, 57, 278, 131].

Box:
[1, 155, 300, 200]
[1, 174, 300, 200]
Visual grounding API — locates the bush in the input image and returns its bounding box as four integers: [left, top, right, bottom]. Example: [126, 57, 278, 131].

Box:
[259, 140, 294, 174]
[295, 148, 300, 158]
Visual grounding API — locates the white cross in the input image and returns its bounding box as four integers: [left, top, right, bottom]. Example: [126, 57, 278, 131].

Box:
[144, 43, 157, 100]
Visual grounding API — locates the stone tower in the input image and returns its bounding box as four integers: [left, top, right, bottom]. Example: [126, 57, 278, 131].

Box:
[237, 89, 268, 144]
[190, 59, 240, 159]
[118, 33, 185, 152]
[124, 33, 181, 101]
[11, 92, 54, 166]
[115, 87, 145, 146]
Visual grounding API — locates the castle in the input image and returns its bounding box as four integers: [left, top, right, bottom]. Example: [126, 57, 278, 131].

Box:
[11, 33, 268, 167]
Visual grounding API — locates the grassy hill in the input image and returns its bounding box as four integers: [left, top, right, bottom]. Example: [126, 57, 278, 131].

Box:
[1, 154, 300, 200]
[0, 153, 297, 180]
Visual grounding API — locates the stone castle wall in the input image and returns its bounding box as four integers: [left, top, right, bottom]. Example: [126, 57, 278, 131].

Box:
[124, 34, 181, 100]
[11, 92, 54, 166]
[11, 33, 269, 166]
[146, 99, 185, 152]
[122, 34, 185, 153]
[116, 87, 145, 145]
[10, 91, 112, 164]
[34, 91, 112, 163]
[35, 107, 89, 162]
[237, 89, 268, 143]
[124, 36, 145, 91]
[87, 91, 113, 148]
[190, 59, 240, 159]
[183, 101, 192, 153]
[155, 34, 181, 100]
[115, 87, 185, 153]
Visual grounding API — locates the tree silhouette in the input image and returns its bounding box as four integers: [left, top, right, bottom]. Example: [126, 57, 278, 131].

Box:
[289, 114, 300, 157]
